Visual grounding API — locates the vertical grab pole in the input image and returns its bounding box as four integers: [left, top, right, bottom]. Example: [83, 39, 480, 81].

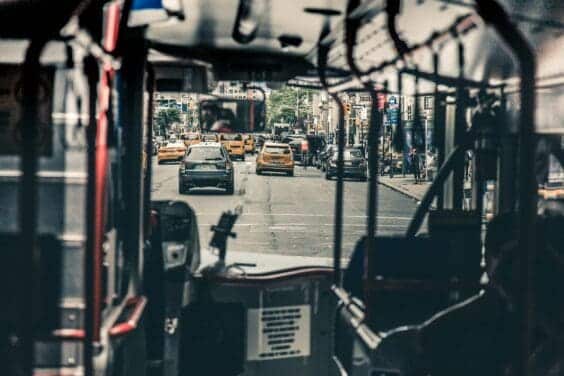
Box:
[143, 65, 155, 237]
[475, 1, 537, 375]
[452, 41, 467, 209]
[345, 0, 381, 307]
[332, 98, 346, 285]
[83, 55, 99, 376]
[19, 36, 48, 376]
[433, 51, 444, 208]
[317, 42, 345, 285]
[398, 71, 405, 177]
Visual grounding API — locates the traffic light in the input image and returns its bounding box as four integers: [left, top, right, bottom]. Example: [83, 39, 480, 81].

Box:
[344, 103, 351, 114]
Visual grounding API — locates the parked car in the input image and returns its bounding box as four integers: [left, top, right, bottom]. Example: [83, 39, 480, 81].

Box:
[178, 142, 234, 194]
[325, 147, 367, 181]
[256, 143, 294, 176]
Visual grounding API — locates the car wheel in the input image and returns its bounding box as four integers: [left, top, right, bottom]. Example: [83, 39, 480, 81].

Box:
[256, 169, 262, 175]
[287, 170, 294, 177]
[158, 160, 163, 165]
[325, 173, 331, 180]
[225, 184, 234, 195]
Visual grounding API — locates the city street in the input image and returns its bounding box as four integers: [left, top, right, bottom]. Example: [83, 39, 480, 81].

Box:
[152, 155, 418, 265]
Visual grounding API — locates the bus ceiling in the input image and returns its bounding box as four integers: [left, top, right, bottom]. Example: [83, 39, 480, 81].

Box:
[302, 0, 564, 93]
[142, 1, 562, 90]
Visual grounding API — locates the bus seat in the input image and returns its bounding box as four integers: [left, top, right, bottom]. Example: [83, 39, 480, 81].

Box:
[362, 212, 564, 376]
[344, 236, 481, 332]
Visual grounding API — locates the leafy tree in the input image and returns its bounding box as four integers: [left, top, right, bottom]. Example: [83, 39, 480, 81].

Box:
[267, 86, 315, 129]
[155, 108, 181, 135]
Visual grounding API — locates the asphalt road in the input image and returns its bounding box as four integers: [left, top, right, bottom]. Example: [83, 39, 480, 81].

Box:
[152, 155, 417, 263]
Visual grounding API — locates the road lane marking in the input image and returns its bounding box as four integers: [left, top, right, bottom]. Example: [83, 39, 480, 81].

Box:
[198, 223, 406, 228]
[194, 213, 411, 220]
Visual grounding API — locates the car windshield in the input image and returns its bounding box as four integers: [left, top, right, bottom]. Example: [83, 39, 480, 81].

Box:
[185, 134, 199, 140]
[222, 134, 243, 141]
[165, 142, 184, 148]
[264, 145, 290, 154]
[186, 147, 224, 161]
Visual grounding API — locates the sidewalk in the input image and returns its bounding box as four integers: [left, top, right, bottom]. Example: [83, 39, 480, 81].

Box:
[378, 175, 431, 201]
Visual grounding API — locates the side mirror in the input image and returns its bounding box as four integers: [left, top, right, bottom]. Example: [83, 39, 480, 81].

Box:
[150, 200, 200, 279]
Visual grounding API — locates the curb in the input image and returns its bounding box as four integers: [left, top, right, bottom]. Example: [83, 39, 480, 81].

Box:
[377, 180, 425, 202]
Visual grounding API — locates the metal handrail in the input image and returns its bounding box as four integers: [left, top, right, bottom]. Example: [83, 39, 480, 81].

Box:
[474, 1, 537, 375]
[344, 0, 381, 307]
[19, 35, 48, 376]
[317, 22, 346, 285]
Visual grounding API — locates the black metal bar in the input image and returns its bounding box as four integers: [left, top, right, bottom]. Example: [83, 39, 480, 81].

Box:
[345, 0, 381, 305]
[452, 42, 467, 209]
[386, 0, 409, 59]
[18, 35, 48, 376]
[433, 52, 445, 209]
[115, 0, 134, 55]
[317, 32, 345, 285]
[413, 65, 422, 164]
[143, 65, 155, 237]
[326, 12, 476, 92]
[83, 55, 99, 376]
[120, 32, 147, 296]
[475, 2, 537, 375]
[398, 70, 406, 177]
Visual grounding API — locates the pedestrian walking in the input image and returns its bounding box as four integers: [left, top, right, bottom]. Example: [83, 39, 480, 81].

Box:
[410, 147, 421, 184]
[301, 139, 309, 169]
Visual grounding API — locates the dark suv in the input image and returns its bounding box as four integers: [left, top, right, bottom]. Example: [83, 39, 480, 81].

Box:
[325, 148, 367, 181]
[178, 142, 234, 194]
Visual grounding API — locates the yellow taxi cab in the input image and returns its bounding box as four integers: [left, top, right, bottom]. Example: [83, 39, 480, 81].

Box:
[256, 142, 294, 176]
[182, 132, 201, 148]
[157, 141, 187, 164]
[219, 133, 245, 161]
[244, 134, 255, 154]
